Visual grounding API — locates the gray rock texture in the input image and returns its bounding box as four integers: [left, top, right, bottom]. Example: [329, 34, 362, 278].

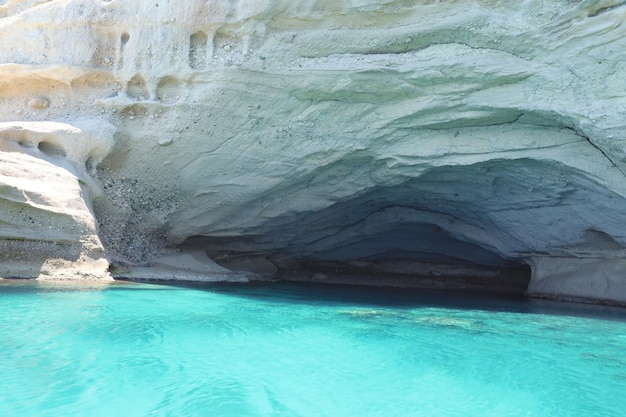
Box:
[1, 0, 626, 303]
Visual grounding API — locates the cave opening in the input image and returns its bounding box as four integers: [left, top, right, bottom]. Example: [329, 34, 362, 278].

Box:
[185, 212, 532, 296]
[166, 155, 626, 298]
[179, 159, 574, 296]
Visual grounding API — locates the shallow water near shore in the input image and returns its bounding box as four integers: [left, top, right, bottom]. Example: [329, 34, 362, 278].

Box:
[1, 280, 625, 417]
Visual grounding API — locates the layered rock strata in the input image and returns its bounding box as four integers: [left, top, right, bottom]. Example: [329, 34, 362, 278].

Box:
[0, 120, 114, 280]
[1, 0, 626, 303]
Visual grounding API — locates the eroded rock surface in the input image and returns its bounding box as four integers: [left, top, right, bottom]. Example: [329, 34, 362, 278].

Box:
[1, 0, 626, 302]
[0, 120, 115, 280]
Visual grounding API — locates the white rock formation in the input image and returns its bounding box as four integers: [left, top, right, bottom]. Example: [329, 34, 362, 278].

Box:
[1, 0, 626, 303]
[0, 120, 114, 280]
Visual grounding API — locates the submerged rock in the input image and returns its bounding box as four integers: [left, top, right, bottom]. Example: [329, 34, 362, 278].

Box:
[1, 1, 626, 303]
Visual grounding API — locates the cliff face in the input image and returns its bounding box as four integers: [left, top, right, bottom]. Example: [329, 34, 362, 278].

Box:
[0, 120, 114, 280]
[1, 0, 626, 302]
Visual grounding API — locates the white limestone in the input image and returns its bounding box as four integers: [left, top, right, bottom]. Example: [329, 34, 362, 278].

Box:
[1, 0, 626, 303]
[0, 121, 114, 280]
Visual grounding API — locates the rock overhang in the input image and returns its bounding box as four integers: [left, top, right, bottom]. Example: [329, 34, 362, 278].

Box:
[1, 0, 626, 303]
[175, 153, 626, 295]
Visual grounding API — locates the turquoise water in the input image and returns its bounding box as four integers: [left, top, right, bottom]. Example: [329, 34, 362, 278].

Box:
[1, 281, 625, 417]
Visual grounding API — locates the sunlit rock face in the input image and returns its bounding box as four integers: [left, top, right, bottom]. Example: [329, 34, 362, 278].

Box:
[0, 121, 115, 280]
[1, 1, 626, 302]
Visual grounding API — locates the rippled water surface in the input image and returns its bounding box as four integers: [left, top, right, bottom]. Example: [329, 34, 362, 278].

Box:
[1, 280, 625, 417]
